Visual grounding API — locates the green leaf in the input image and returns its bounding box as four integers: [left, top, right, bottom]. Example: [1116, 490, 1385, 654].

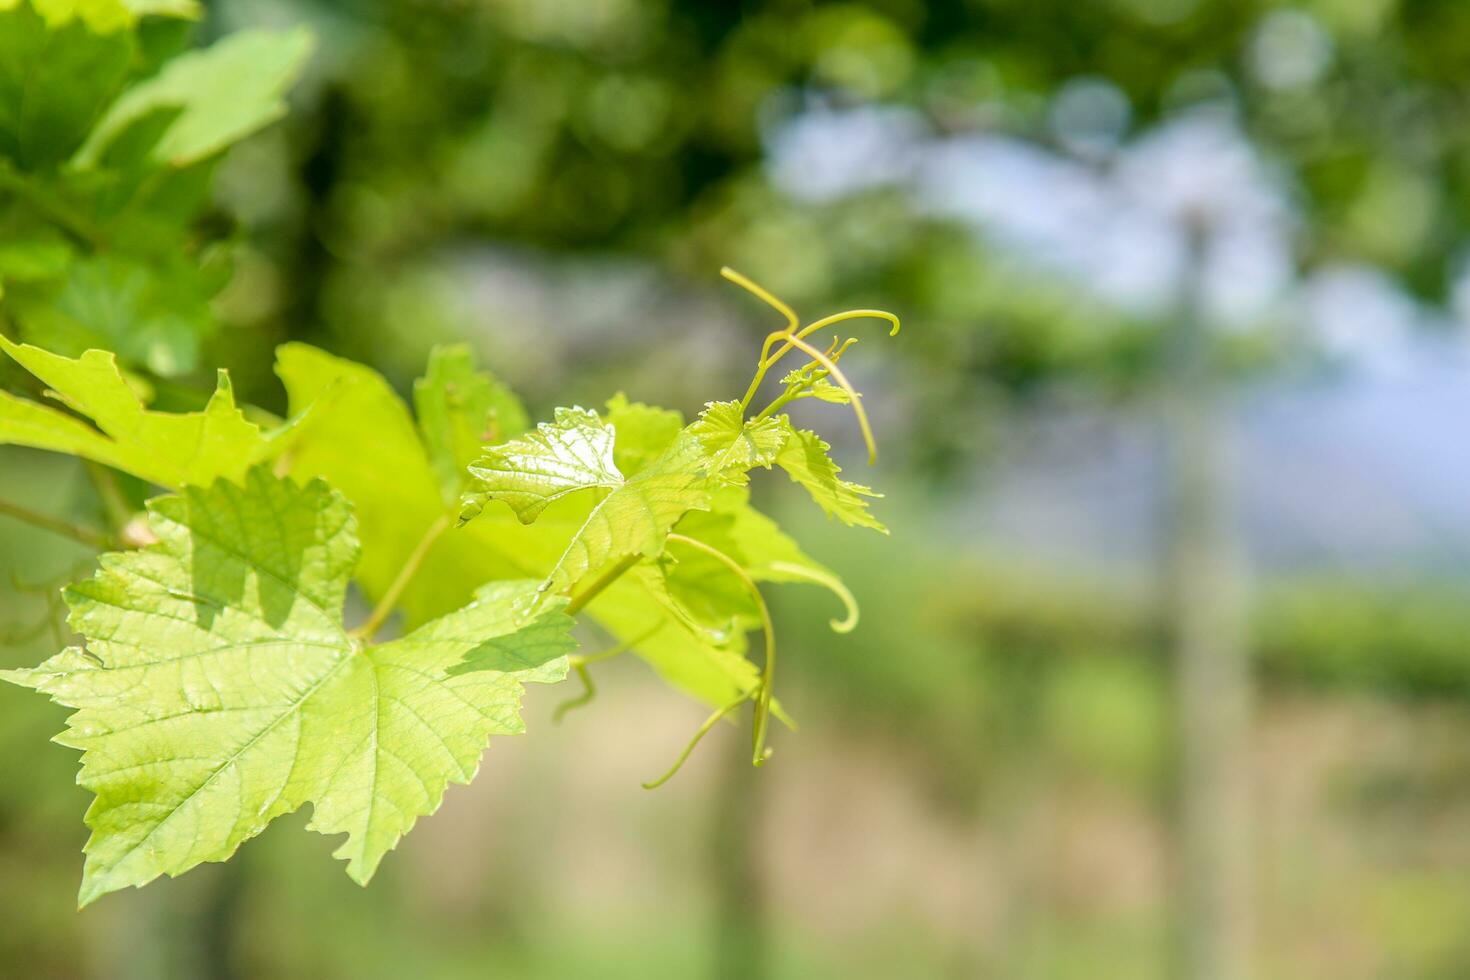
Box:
[639, 484, 861, 643]
[689, 400, 787, 478]
[7, 252, 214, 375]
[773, 421, 886, 533]
[530, 429, 712, 599]
[275, 343, 461, 621]
[12, 0, 193, 29]
[637, 550, 755, 644]
[1, 468, 573, 904]
[603, 393, 682, 475]
[414, 343, 529, 504]
[277, 346, 765, 710]
[462, 406, 621, 525]
[577, 571, 764, 709]
[74, 26, 314, 170]
[0, 0, 133, 168]
[0, 336, 267, 487]
[676, 486, 859, 632]
[463, 405, 716, 596]
[0, 223, 71, 282]
[780, 367, 850, 404]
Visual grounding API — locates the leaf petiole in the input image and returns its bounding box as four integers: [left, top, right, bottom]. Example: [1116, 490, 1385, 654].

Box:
[350, 514, 450, 640]
[565, 553, 642, 615]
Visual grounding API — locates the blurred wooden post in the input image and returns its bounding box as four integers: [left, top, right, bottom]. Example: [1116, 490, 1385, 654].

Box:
[1165, 216, 1252, 980]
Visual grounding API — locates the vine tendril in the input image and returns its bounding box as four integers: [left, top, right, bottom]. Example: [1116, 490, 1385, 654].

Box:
[641, 691, 753, 790]
[667, 532, 776, 768]
[552, 623, 663, 724]
[721, 267, 898, 464]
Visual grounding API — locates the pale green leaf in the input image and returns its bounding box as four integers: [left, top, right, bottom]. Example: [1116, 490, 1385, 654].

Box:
[278, 346, 764, 709]
[689, 400, 787, 478]
[778, 367, 851, 404]
[639, 484, 861, 643]
[74, 27, 314, 170]
[636, 551, 754, 645]
[413, 343, 529, 504]
[0, 336, 266, 487]
[534, 430, 713, 598]
[1, 468, 573, 904]
[274, 342, 464, 622]
[773, 421, 886, 533]
[676, 486, 859, 632]
[462, 406, 621, 525]
[603, 393, 682, 475]
[579, 572, 762, 709]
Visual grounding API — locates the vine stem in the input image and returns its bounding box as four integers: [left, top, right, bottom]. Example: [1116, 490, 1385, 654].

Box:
[0, 497, 111, 549]
[350, 515, 449, 640]
[752, 385, 802, 422]
[565, 553, 641, 615]
[667, 533, 776, 767]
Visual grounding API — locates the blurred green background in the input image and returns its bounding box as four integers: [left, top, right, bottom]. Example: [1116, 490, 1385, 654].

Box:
[6, 0, 1470, 977]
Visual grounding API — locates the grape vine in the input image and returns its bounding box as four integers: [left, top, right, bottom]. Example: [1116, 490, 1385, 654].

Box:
[0, 0, 899, 906]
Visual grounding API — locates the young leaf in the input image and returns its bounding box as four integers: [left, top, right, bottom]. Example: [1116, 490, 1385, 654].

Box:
[0, 336, 266, 487]
[1, 467, 573, 904]
[73, 26, 315, 170]
[689, 400, 786, 478]
[638, 483, 861, 645]
[462, 407, 621, 525]
[462, 406, 715, 598]
[603, 393, 682, 475]
[779, 367, 850, 404]
[531, 431, 711, 599]
[278, 345, 769, 710]
[577, 571, 764, 709]
[637, 551, 756, 644]
[773, 421, 887, 534]
[414, 343, 529, 504]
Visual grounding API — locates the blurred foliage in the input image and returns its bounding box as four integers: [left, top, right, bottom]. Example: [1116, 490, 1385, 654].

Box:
[0, 0, 310, 377]
[193, 0, 1470, 482]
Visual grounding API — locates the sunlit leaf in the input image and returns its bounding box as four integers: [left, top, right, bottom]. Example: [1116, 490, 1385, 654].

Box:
[2, 468, 573, 904]
[0, 336, 266, 487]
